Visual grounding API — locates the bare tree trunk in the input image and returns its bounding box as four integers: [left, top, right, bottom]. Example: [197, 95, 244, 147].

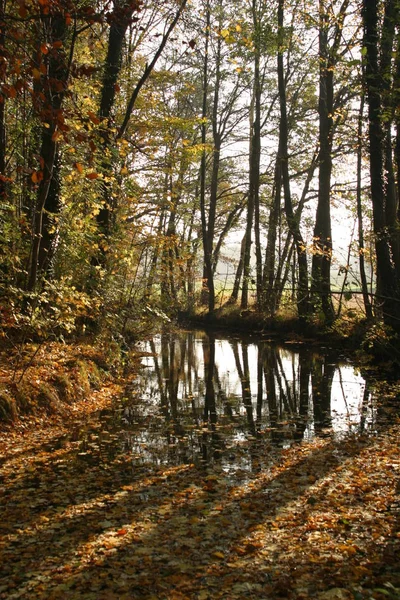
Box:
[199, 0, 215, 315]
[242, 0, 261, 310]
[263, 146, 282, 315]
[277, 0, 309, 319]
[356, 92, 373, 319]
[310, 0, 348, 323]
[229, 234, 246, 305]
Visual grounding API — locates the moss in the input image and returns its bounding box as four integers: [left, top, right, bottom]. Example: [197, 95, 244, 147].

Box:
[0, 389, 17, 422]
[0, 341, 114, 424]
[37, 382, 65, 414]
[12, 382, 35, 415]
[51, 372, 75, 403]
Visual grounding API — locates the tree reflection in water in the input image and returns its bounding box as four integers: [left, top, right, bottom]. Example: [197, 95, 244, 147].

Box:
[127, 330, 374, 472]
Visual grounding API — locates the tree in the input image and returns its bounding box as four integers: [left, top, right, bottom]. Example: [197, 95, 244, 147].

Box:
[276, 0, 309, 319]
[362, 0, 400, 330]
[310, 0, 350, 323]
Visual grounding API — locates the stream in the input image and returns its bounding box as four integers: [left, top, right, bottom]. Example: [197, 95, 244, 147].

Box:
[77, 328, 386, 478]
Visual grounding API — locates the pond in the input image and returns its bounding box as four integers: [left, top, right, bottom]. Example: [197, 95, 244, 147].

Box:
[103, 328, 379, 476]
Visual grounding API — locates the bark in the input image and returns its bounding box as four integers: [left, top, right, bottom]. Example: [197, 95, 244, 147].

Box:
[263, 144, 282, 315]
[356, 92, 373, 319]
[396, 27, 400, 210]
[363, 0, 400, 328]
[0, 0, 6, 202]
[277, 0, 309, 319]
[200, 12, 222, 309]
[229, 233, 246, 305]
[381, 0, 400, 279]
[310, 0, 348, 323]
[241, 0, 261, 310]
[96, 1, 140, 252]
[27, 9, 68, 291]
[199, 0, 215, 315]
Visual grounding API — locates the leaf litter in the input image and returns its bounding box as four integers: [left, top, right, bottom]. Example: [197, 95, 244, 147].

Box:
[0, 379, 399, 600]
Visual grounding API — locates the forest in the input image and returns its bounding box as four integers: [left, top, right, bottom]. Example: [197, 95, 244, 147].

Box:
[0, 0, 399, 341]
[0, 1, 400, 599]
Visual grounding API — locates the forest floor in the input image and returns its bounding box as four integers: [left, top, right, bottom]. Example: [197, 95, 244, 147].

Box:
[0, 341, 399, 600]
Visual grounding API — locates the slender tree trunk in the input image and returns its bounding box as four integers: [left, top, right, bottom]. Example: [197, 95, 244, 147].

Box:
[95, 1, 137, 260]
[242, 0, 261, 310]
[310, 0, 338, 324]
[96, 0, 187, 265]
[356, 92, 373, 319]
[263, 146, 282, 315]
[0, 0, 6, 203]
[201, 11, 222, 309]
[27, 10, 68, 291]
[229, 233, 246, 305]
[381, 0, 400, 279]
[199, 0, 215, 315]
[277, 0, 309, 319]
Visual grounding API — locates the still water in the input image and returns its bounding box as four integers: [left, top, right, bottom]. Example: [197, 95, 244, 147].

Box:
[114, 329, 376, 474]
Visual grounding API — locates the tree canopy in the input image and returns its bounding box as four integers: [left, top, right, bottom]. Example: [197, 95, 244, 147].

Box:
[0, 0, 399, 339]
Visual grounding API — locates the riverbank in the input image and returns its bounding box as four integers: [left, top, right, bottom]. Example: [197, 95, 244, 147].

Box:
[0, 338, 138, 431]
[178, 306, 400, 365]
[1, 308, 399, 429]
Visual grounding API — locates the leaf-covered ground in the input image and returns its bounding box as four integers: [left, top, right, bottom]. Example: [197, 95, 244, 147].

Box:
[0, 377, 399, 599]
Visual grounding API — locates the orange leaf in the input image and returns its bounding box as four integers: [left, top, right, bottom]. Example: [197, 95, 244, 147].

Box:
[53, 41, 63, 49]
[116, 529, 127, 536]
[40, 43, 49, 55]
[88, 111, 100, 125]
[74, 162, 84, 174]
[51, 130, 61, 142]
[86, 172, 99, 180]
[18, 1, 27, 18]
[31, 171, 43, 184]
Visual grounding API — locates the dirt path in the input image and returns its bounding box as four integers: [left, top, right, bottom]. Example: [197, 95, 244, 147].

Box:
[0, 388, 399, 600]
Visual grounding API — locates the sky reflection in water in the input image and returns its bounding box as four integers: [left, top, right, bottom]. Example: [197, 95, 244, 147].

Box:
[123, 330, 374, 472]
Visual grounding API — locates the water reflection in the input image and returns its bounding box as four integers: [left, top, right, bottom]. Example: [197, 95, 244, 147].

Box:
[119, 330, 375, 471]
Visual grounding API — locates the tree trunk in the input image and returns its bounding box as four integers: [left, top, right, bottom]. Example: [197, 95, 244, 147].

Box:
[310, 0, 339, 324]
[356, 92, 373, 320]
[27, 9, 68, 291]
[263, 144, 282, 315]
[363, 0, 400, 329]
[199, 0, 215, 316]
[201, 10, 222, 310]
[241, 0, 261, 310]
[229, 233, 246, 305]
[0, 0, 6, 202]
[277, 0, 309, 319]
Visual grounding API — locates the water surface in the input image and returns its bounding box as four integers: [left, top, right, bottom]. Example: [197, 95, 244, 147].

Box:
[113, 329, 376, 474]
